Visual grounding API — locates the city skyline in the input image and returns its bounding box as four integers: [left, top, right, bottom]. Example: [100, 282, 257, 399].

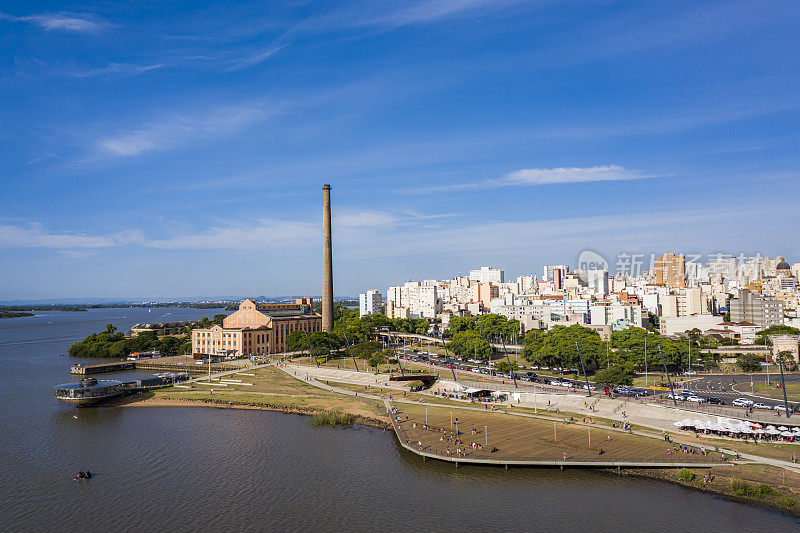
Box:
[2, 1, 800, 300]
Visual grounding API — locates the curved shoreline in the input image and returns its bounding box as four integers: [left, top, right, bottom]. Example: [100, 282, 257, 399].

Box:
[116, 395, 800, 518]
[114, 396, 392, 430]
[616, 467, 800, 518]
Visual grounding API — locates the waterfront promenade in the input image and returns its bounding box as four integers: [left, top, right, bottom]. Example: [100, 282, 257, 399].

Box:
[387, 401, 722, 467]
[279, 363, 800, 472]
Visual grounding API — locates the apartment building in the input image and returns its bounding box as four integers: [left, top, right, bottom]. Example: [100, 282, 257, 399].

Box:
[359, 290, 383, 317]
[729, 289, 785, 329]
[655, 253, 686, 289]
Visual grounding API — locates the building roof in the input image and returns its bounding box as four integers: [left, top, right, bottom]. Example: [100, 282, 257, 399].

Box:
[777, 260, 791, 270]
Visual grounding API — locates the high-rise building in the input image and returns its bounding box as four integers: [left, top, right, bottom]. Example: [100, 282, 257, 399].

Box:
[655, 253, 686, 289]
[468, 266, 504, 284]
[359, 290, 383, 317]
[677, 287, 708, 316]
[729, 289, 785, 328]
[544, 265, 568, 290]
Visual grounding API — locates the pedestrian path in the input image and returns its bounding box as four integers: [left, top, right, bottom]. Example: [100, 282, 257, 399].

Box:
[279, 363, 800, 472]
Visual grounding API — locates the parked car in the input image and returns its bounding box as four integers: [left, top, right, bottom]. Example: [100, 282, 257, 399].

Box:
[685, 395, 705, 403]
[732, 398, 753, 407]
[683, 370, 697, 376]
[752, 402, 771, 409]
[706, 397, 725, 405]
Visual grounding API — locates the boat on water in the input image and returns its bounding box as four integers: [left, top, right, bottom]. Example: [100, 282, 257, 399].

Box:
[127, 350, 161, 361]
[54, 377, 125, 406]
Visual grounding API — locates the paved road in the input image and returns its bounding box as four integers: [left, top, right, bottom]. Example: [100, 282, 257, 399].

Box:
[682, 373, 799, 408]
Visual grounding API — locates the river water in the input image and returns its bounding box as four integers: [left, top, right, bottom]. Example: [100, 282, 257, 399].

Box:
[1, 308, 798, 531]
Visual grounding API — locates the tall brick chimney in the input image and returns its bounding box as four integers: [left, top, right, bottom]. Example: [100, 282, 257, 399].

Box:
[322, 184, 334, 332]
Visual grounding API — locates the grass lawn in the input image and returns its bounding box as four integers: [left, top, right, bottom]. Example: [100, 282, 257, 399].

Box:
[751, 382, 800, 401]
[154, 365, 388, 420]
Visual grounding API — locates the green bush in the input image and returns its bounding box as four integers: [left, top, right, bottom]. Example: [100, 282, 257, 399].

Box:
[408, 380, 425, 391]
[783, 497, 795, 507]
[730, 479, 776, 498]
[310, 410, 353, 427]
[676, 468, 696, 482]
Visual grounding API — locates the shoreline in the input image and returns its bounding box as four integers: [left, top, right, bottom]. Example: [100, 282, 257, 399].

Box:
[116, 395, 800, 518]
[616, 467, 800, 518]
[114, 395, 392, 430]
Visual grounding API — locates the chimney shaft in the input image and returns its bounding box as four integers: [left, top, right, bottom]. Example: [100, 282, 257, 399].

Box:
[322, 184, 334, 332]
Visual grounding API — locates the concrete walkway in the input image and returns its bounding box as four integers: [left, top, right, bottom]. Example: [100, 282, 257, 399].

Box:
[281, 363, 800, 473]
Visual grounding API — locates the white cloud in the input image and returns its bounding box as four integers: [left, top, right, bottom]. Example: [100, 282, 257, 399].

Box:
[500, 165, 646, 186]
[0, 223, 143, 249]
[147, 219, 317, 250]
[67, 63, 162, 78]
[410, 165, 652, 193]
[363, 0, 515, 27]
[97, 103, 272, 157]
[0, 11, 107, 33]
[335, 211, 396, 228]
[226, 44, 287, 71]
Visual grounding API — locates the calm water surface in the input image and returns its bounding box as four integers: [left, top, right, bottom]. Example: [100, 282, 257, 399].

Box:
[1, 309, 798, 531]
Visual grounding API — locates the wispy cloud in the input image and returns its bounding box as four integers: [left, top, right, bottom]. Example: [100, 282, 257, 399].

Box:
[147, 219, 317, 250]
[335, 211, 397, 228]
[225, 44, 287, 71]
[3, 199, 799, 262]
[0, 11, 108, 33]
[66, 63, 162, 78]
[97, 102, 274, 157]
[0, 223, 143, 248]
[359, 0, 522, 28]
[220, 0, 525, 71]
[410, 165, 653, 193]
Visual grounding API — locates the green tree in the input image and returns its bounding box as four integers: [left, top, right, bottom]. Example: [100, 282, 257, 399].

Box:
[105, 323, 116, 334]
[367, 349, 392, 368]
[736, 353, 762, 372]
[447, 331, 492, 359]
[755, 325, 800, 346]
[593, 362, 634, 386]
[522, 324, 606, 370]
[494, 360, 519, 373]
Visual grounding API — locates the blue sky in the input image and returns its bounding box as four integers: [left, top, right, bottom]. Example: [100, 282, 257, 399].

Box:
[1, 0, 799, 301]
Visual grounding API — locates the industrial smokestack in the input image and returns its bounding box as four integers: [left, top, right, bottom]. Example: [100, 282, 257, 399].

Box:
[322, 184, 334, 332]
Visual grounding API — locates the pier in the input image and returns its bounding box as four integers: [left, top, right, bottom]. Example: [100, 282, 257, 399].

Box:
[71, 355, 245, 375]
[71, 361, 134, 375]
